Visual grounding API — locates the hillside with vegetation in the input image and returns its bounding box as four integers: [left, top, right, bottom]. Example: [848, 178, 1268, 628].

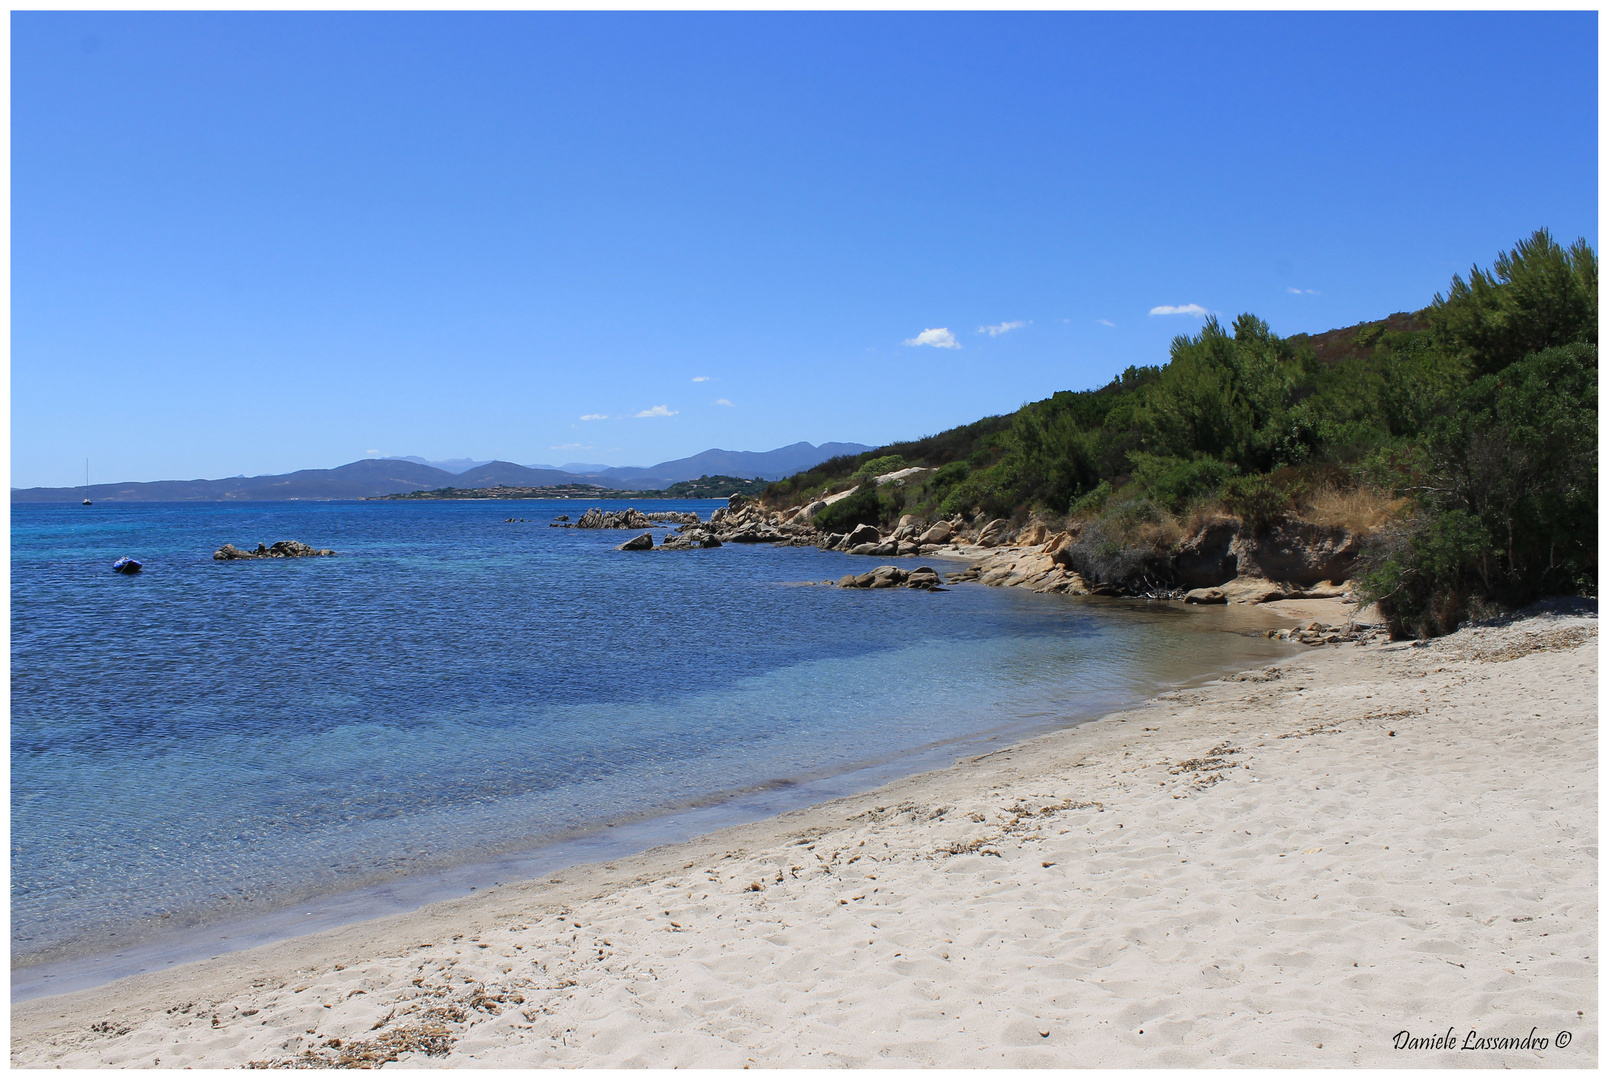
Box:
[761, 230, 1597, 637]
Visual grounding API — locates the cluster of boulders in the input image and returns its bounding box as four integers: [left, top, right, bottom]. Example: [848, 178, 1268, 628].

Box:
[1264, 620, 1378, 646]
[608, 494, 822, 551]
[944, 528, 1094, 594]
[587, 491, 1365, 621]
[819, 517, 959, 557]
[615, 530, 723, 551]
[213, 541, 335, 560]
[555, 508, 700, 529]
[834, 565, 944, 591]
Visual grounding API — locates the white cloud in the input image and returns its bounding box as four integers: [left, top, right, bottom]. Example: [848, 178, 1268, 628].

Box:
[365, 449, 381, 455]
[635, 405, 678, 418]
[1096, 319, 1116, 328]
[692, 375, 711, 382]
[714, 398, 734, 407]
[978, 320, 1027, 337]
[903, 327, 961, 349]
[579, 413, 608, 421]
[550, 443, 587, 450]
[1286, 287, 1319, 295]
[1149, 304, 1209, 317]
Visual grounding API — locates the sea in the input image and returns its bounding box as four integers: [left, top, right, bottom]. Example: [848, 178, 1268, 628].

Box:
[11, 498, 1293, 997]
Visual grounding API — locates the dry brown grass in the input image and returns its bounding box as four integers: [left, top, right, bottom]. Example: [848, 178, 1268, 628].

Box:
[1295, 485, 1409, 534]
[1181, 506, 1240, 536]
[1130, 511, 1184, 550]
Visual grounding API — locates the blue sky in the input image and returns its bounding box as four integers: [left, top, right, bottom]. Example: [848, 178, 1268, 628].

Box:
[12, 11, 1598, 487]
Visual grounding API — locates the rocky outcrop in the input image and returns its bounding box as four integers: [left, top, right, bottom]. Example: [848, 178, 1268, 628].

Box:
[976, 518, 1012, 547]
[214, 541, 335, 560]
[617, 532, 654, 551]
[947, 514, 1364, 605]
[836, 565, 945, 591]
[871, 466, 934, 487]
[559, 508, 700, 529]
[659, 530, 723, 549]
[1263, 618, 1383, 646]
[788, 499, 828, 524]
[843, 523, 881, 548]
[1235, 521, 1361, 587]
[1184, 587, 1227, 604]
[1167, 518, 1359, 591]
[1172, 519, 1240, 588]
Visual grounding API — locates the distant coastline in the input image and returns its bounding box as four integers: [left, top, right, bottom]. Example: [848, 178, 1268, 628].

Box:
[11, 444, 864, 503]
[374, 475, 772, 501]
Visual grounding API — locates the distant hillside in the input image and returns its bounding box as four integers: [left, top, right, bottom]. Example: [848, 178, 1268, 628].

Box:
[579, 442, 873, 488]
[11, 458, 627, 503]
[13, 441, 869, 502]
[450, 462, 608, 488]
[383, 456, 493, 473]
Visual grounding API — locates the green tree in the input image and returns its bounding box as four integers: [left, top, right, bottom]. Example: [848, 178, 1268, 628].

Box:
[1362, 342, 1598, 635]
[1426, 228, 1597, 378]
[1134, 315, 1310, 469]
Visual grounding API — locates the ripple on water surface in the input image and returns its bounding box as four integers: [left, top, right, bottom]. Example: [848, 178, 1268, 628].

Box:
[12, 499, 1289, 967]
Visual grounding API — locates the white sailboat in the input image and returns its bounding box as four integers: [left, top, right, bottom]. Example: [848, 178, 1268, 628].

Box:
[83, 460, 92, 505]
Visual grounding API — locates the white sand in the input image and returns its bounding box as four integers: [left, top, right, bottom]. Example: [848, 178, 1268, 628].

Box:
[12, 611, 1596, 1068]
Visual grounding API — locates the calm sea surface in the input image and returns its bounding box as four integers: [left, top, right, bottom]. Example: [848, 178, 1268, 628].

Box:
[13, 499, 1290, 980]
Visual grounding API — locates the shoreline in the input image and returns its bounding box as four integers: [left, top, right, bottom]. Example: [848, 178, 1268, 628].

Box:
[12, 607, 1595, 1067]
[11, 590, 1300, 1000]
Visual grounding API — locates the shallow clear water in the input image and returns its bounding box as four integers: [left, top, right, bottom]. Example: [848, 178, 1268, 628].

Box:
[12, 499, 1289, 972]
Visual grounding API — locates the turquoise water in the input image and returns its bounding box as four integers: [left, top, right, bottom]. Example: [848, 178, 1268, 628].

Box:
[12, 499, 1289, 976]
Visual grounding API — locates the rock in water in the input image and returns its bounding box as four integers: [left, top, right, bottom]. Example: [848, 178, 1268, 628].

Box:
[618, 531, 654, 551]
[213, 541, 335, 560]
[1184, 587, 1228, 604]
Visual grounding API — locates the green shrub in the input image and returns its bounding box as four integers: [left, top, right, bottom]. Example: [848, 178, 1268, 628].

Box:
[1128, 453, 1235, 514]
[1360, 342, 1597, 635]
[851, 455, 907, 481]
[932, 460, 969, 488]
[1218, 474, 1294, 531]
[1356, 510, 1494, 638]
[1068, 480, 1112, 518]
[812, 484, 905, 533]
[812, 487, 883, 533]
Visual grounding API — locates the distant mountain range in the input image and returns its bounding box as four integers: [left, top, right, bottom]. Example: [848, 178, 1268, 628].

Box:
[12, 442, 873, 502]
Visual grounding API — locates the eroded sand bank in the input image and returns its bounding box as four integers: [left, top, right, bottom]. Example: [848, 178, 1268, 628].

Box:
[12, 611, 1596, 1068]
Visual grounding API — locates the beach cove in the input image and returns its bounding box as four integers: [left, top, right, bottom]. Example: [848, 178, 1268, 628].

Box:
[11, 606, 1595, 1068]
[11, 499, 1301, 979]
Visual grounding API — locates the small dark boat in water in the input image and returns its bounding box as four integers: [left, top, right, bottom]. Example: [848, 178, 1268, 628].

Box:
[111, 557, 143, 575]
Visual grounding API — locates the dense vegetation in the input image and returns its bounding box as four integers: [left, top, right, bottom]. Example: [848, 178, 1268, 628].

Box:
[763, 229, 1597, 637]
[660, 474, 771, 498]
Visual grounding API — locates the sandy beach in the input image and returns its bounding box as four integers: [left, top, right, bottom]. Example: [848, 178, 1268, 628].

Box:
[11, 606, 1596, 1069]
